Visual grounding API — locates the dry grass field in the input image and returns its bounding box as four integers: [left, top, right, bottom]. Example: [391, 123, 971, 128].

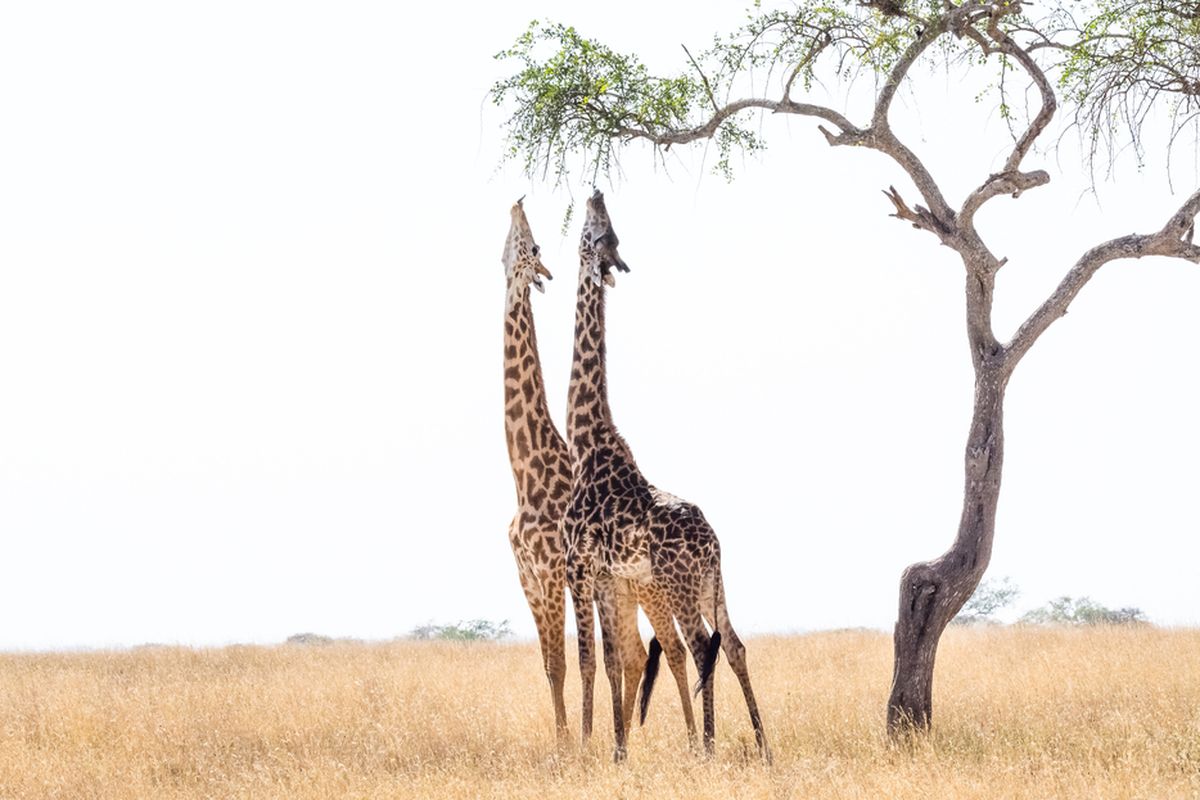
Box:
[2, 627, 1199, 799]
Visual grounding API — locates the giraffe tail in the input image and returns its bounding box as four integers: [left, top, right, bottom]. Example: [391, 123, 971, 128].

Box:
[693, 630, 722, 697]
[638, 636, 663, 726]
[693, 564, 723, 697]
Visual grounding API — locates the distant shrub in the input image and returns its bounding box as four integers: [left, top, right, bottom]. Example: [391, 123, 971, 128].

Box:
[1020, 596, 1148, 626]
[952, 577, 1020, 626]
[409, 619, 512, 642]
[286, 633, 334, 646]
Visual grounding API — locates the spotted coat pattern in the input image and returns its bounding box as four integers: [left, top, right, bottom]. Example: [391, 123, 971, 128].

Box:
[500, 200, 696, 744]
[563, 191, 770, 762]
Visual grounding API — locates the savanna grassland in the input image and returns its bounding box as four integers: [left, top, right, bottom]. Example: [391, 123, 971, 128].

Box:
[2, 627, 1199, 799]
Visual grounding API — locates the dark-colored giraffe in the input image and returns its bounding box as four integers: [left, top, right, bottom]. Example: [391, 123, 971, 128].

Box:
[562, 190, 770, 762]
[500, 199, 696, 746]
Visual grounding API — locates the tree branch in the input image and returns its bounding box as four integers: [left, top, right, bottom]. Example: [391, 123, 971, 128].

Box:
[872, 21, 943, 129]
[620, 5, 992, 233]
[991, 24, 1057, 175]
[616, 4, 1045, 248]
[960, 170, 1051, 230]
[682, 44, 719, 115]
[615, 97, 859, 147]
[883, 185, 954, 243]
[1005, 187, 1200, 366]
[959, 16, 1058, 230]
[866, 4, 1007, 236]
[782, 31, 833, 104]
[872, 130, 957, 234]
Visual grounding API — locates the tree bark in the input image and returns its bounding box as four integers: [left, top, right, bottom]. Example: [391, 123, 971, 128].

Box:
[887, 365, 1008, 733]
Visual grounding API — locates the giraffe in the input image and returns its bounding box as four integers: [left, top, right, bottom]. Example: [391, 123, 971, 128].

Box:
[500, 199, 696, 745]
[562, 189, 770, 762]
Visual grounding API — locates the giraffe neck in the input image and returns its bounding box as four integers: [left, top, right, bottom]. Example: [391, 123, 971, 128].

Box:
[566, 266, 613, 459]
[504, 285, 562, 489]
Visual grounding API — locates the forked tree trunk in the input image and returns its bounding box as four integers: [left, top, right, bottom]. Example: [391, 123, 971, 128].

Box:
[887, 365, 1008, 733]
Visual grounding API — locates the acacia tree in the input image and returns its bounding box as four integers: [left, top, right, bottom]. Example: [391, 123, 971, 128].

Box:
[492, 0, 1200, 734]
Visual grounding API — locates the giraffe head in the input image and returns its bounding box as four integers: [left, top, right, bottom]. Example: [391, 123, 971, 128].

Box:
[579, 189, 629, 288]
[502, 197, 553, 297]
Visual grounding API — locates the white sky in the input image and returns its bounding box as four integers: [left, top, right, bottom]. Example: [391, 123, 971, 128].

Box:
[1, 2, 1197, 650]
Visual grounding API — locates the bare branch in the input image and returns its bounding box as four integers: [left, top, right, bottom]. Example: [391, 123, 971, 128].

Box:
[1159, 188, 1200, 243]
[774, 101, 861, 136]
[960, 170, 1051, 227]
[872, 130, 958, 234]
[872, 13, 953, 129]
[989, 21, 1058, 174]
[816, 122, 871, 147]
[615, 98, 779, 146]
[959, 16, 1058, 229]
[682, 44, 719, 115]
[615, 92, 865, 151]
[883, 185, 954, 243]
[1006, 187, 1200, 366]
[783, 31, 833, 104]
[866, 3, 1010, 234]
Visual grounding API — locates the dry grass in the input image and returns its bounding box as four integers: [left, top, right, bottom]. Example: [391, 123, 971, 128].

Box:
[2, 627, 1199, 799]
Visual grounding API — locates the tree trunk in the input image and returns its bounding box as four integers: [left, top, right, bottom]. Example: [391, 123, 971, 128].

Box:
[887, 366, 1008, 734]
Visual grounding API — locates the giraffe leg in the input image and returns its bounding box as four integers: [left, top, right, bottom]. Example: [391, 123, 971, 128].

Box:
[568, 568, 596, 747]
[527, 592, 569, 742]
[540, 574, 569, 743]
[617, 579, 645, 737]
[714, 570, 771, 763]
[594, 571, 627, 762]
[511, 528, 568, 742]
[639, 588, 697, 748]
[674, 596, 717, 757]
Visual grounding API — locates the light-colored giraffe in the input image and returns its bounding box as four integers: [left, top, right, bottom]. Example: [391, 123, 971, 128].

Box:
[500, 199, 696, 745]
[562, 190, 770, 762]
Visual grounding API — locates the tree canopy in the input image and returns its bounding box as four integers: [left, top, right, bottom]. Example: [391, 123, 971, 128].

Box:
[492, 1, 1200, 185]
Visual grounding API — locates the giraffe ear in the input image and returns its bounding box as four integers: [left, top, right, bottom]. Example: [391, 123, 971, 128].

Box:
[593, 230, 629, 273]
[601, 246, 629, 273]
